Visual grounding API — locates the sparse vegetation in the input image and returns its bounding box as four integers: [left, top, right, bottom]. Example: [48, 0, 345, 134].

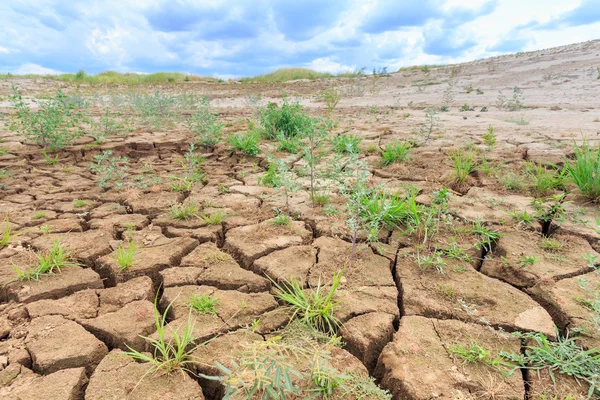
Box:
[9, 87, 84, 151]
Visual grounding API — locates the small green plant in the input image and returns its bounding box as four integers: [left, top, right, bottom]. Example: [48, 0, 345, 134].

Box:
[564, 139, 600, 202]
[517, 255, 536, 268]
[311, 193, 329, 207]
[201, 211, 226, 225]
[541, 237, 564, 252]
[449, 148, 477, 184]
[483, 125, 496, 148]
[270, 213, 291, 226]
[13, 241, 79, 280]
[41, 149, 58, 165]
[228, 132, 260, 156]
[39, 225, 52, 234]
[123, 295, 207, 383]
[500, 331, 600, 397]
[500, 172, 525, 191]
[188, 294, 219, 315]
[270, 271, 342, 334]
[320, 85, 341, 114]
[471, 221, 501, 252]
[1, 215, 16, 248]
[507, 208, 536, 225]
[88, 150, 129, 191]
[31, 211, 47, 220]
[420, 108, 442, 144]
[449, 341, 512, 371]
[332, 134, 361, 154]
[73, 199, 86, 208]
[416, 250, 446, 273]
[496, 87, 525, 111]
[169, 202, 198, 220]
[459, 104, 474, 112]
[524, 162, 564, 197]
[380, 141, 412, 166]
[115, 239, 137, 270]
[188, 97, 222, 147]
[276, 133, 301, 154]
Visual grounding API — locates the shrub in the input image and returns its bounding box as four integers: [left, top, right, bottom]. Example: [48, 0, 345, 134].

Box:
[260, 96, 310, 139]
[188, 97, 222, 147]
[9, 87, 83, 151]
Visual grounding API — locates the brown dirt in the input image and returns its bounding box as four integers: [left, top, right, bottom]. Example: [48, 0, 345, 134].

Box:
[1, 40, 600, 399]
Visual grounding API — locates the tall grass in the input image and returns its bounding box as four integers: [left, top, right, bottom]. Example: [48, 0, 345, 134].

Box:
[240, 68, 364, 83]
[564, 140, 600, 202]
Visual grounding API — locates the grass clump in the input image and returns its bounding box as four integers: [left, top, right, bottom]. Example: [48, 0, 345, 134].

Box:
[270, 214, 291, 226]
[380, 141, 412, 166]
[228, 132, 260, 156]
[31, 211, 47, 220]
[270, 271, 342, 334]
[242, 68, 332, 83]
[123, 295, 207, 384]
[115, 240, 137, 270]
[524, 162, 564, 197]
[169, 202, 198, 220]
[332, 134, 361, 154]
[188, 294, 219, 315]
[73, 199, 86, 208]
[564, 140, 600, 202]
[13, 241, 79, 280]
[449, 148, 477, 184]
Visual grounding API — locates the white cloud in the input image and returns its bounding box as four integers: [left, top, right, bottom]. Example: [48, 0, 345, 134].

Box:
[305, 57, 355, 74]
[14, 63, 62, 75]
[0, 46, 10, 54]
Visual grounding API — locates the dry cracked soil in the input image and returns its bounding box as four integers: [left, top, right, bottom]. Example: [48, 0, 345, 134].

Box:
[1, 40, 600, 399]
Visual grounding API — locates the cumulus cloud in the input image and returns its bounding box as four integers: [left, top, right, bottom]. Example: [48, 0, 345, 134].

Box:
[0, 0, 599, 76]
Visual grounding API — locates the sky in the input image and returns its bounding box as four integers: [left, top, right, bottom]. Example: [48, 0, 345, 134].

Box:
[0, 0, 599, 79]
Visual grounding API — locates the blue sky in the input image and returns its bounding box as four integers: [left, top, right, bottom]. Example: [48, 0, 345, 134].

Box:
[1, 0, 599, 78]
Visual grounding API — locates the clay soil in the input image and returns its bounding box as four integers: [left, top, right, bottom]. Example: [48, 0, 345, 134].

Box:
[1, 40, 600, 399]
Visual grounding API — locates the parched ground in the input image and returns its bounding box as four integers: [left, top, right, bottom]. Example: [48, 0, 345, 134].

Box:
[1, 40, 600, 399]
